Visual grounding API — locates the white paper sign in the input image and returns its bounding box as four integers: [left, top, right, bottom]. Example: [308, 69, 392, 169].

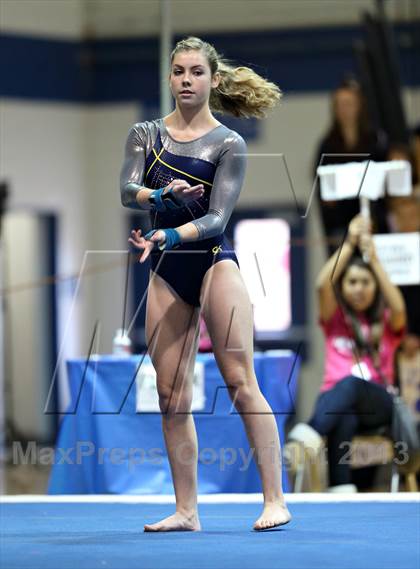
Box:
[360, 161, 387, 200]
[373, 232, 420, 285]
[317, 162, 366, 201]
[318, 160, 412, 201]
[135, 361, 205, 412]
[386, 160, 412, 196]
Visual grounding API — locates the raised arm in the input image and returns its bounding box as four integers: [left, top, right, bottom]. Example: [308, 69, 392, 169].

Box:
[316, 215, 367, 322]
[360, 234, 406, 332]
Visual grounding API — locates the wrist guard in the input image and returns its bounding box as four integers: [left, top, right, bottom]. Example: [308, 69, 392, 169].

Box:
[144, 228, 181, 251]
[148, 187, 183, 212]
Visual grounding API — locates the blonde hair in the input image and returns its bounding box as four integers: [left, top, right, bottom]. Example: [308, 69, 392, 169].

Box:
[170, 36, 282, 119]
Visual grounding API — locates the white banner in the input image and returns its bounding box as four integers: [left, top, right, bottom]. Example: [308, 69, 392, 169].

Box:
[318, 160, 412, 201]
[136, 361, 206, 412]
[373, 232, 420, 285]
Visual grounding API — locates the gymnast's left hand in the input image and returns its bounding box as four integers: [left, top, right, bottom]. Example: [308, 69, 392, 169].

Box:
[128, 229, 165, 263]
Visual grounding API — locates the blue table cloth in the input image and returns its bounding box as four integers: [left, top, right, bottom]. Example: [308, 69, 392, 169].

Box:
[48, 351, 299, 494]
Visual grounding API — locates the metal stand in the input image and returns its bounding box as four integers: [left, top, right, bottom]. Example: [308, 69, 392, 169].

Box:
[160, 0, 172, 118]
[0, 237, 6, 493]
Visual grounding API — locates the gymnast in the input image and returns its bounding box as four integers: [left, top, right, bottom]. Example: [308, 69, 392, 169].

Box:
[120, 36, 290, 531]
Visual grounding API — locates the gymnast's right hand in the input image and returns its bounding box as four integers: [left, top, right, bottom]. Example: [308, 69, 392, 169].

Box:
[163, 179, 204, 204]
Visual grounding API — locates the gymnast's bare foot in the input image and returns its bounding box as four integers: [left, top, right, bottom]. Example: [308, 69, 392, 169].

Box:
[144, 511, 201, 532]
[253, 502, 291, 531]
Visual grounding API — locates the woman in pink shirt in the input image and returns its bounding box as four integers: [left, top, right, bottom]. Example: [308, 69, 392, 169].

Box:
[290, 215, 406, 491]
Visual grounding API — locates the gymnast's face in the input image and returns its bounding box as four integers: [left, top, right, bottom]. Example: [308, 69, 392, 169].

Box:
[341, 265, 377, 313]
[169, 50, 220, 108]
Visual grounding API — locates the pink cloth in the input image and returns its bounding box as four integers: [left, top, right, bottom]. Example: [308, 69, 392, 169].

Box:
[198, 316, 212, 353]
[320, 307, 404, 393]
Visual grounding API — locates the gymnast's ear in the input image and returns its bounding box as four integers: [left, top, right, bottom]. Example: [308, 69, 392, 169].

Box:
[211, 71, 221, 90]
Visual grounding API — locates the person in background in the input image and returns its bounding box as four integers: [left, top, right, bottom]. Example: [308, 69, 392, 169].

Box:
[289, 214, 406, 492]
[386, 136, 420, 426]
[386, 142, 419, 234]
[413, 124, 420, 184]
[314, 77, 388, 254]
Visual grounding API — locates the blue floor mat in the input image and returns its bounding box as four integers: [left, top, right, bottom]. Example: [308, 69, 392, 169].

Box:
[2, 501, 419, 569]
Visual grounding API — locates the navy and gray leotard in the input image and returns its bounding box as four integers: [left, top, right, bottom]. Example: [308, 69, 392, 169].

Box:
[120, 118, 247, 306]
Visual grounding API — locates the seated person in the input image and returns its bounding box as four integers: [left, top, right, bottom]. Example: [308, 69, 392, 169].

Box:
[386, 143, 419, 235]
[289, 214, 406, 492]
[386, 142, 420, 372]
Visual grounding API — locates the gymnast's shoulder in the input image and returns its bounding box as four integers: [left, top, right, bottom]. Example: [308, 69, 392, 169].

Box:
[217, 123, 247, 156]
[125, 119, 160, 143]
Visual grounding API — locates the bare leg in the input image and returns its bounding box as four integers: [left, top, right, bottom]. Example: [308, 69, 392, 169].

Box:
[201, 261, 291, 530]
[143, 272, 201, 532]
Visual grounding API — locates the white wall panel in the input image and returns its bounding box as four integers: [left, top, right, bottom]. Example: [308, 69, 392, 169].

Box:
[84, 0, 417, 39]
[0, 0, 84, 39]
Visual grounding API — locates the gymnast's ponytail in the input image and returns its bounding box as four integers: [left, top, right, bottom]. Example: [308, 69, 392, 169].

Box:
[170, 36, 282, 119]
